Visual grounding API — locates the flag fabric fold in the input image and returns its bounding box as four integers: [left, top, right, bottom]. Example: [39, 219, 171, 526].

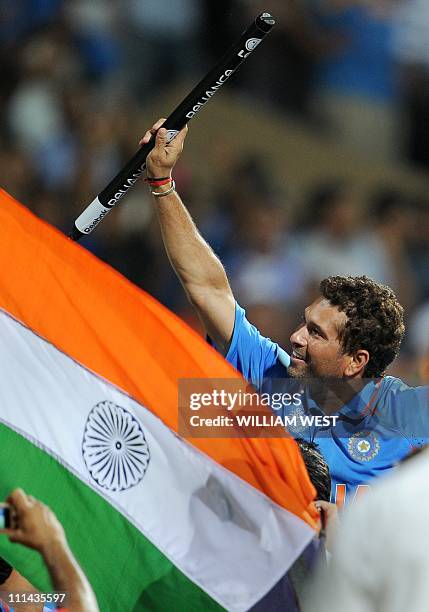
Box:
[0, 189, 317, 611]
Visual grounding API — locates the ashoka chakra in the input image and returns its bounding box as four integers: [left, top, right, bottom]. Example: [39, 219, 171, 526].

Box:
[82, 401, 150, 492]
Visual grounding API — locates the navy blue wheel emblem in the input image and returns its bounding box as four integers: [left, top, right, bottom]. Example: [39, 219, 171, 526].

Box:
[82, 401, 150, 491]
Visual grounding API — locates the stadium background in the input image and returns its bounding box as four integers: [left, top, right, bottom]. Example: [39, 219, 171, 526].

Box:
[1, 0, 428, 383]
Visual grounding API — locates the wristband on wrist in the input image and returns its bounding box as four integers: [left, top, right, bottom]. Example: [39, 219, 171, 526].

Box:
[144, 176, 172, 187]
[151, 180, 176, 198]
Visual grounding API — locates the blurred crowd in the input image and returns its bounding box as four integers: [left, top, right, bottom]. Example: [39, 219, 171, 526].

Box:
[1, 0, 428, 383]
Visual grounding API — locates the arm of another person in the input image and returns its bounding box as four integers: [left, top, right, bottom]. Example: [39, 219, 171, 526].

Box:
[0, 555, 44, 612]
[143, 119, 235, 354]
[2, 489, 99, 612]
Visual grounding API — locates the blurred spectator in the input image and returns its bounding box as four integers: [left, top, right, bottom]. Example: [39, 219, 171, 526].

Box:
[298, 181, 392, 284]
[367, 187, 418, 311]
[409, 301, 429, 383]
[196, 152, 308, 345]
[122, 0, 204, 101]
[232, 0, 323, 117]
[0, 147, 36, 204]
[226, 197, 306, 347]
[419, 350, 429, 384]
[410, 301, 429, 358]
[64, 0, 123, 82]
[393, 0, 429, 167]
[310, 0, 399, 160]
[6, 27, 79, 189]
[406, 198, 429, 302]
[230, 200, 305, 306]
[0, 1, 62, 45]
[74, 107, 122, 197]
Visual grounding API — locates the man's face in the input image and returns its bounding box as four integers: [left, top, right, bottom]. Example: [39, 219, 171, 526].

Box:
[288, 298, 350, 378]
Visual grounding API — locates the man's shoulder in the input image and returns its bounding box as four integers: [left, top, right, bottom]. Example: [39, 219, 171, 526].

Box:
[379, 375, 428, 398]
[228, 302, 290, 364]
[380, 375, 408, 391]
[375, 375, 429, 445]
[378, 375, 426, 400]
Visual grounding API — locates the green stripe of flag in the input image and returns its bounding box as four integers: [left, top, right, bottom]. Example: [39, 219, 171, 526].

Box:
[0, 424, 223, 611]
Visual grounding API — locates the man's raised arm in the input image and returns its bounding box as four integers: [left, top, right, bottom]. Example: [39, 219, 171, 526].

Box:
[142, 119, 235, 354]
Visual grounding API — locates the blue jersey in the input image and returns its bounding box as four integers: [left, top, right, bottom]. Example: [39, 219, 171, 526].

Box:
[222, 303, 429, 505]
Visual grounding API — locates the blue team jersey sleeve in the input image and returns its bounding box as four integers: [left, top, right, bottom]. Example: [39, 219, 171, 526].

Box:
[223, 303, 290, 388]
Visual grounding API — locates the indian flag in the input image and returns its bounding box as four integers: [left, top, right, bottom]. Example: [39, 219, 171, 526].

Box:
[0, 190, 317, 611]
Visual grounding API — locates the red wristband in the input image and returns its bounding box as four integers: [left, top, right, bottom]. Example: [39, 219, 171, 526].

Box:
[144, 177, 172, 187]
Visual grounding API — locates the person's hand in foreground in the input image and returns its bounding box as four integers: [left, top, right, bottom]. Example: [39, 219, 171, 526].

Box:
[1, 489, 99, 612]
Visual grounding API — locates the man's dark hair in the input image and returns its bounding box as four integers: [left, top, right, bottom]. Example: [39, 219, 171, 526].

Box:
[320, 275, 405, 378]
[296, 438, 331, 502]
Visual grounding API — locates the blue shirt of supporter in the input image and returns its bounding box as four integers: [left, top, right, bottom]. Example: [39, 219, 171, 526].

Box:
[313, 4, 396, 103]
[222, 303, 429, 505]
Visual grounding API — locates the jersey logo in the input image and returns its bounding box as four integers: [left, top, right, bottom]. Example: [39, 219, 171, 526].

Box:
[286, 403, 307, 436]
[334, 483, 371, 507]
[348, 430, 380, 462]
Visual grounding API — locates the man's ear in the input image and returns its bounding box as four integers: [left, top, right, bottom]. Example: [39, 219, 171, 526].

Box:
[344, 349, 370, 377]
